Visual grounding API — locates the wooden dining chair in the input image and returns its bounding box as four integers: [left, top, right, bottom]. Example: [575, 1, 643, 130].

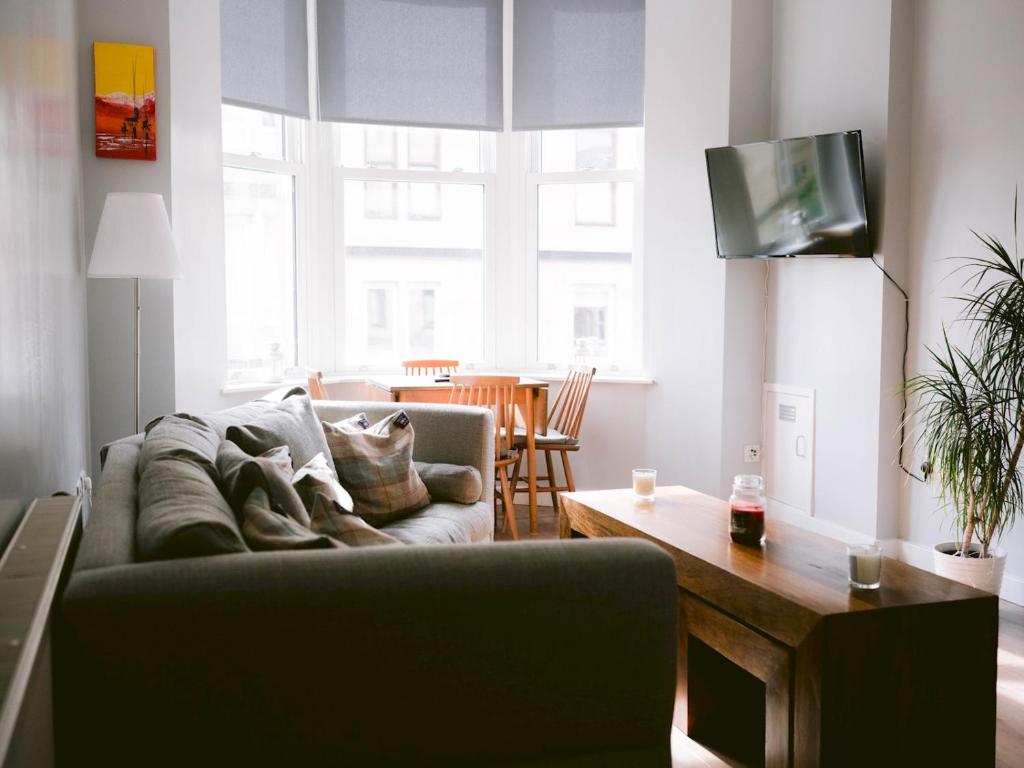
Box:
[512, 366, 596, 512]
[449, 374, 521, 539]
[306, 370, 329, 400]
[403, 359, 459, 376]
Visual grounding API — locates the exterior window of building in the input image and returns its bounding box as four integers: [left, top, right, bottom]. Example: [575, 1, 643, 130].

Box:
[363, 181, 398, 219]
[365, 284, 396, 358]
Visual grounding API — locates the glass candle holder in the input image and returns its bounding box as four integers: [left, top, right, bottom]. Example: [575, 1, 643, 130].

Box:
[632, 469, 656, 502]
[848, 543, 883, 589]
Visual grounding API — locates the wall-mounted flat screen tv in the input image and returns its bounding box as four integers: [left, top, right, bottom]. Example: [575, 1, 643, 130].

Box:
[705, 130, 871, 258]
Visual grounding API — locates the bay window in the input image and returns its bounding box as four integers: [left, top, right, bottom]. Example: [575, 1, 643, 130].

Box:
[220, 0, 644, 382]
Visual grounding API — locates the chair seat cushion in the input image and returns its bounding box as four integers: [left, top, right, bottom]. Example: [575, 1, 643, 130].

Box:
[380, 501, 493, 545]
[510, 427, 578, 446]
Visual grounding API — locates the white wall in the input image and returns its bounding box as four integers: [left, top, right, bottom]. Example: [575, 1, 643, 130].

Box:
[903, 0, 1024, 589]
[643, 0, 732, 495]
[768, 0, 908, 538]
[79, 0, 176, 471]
[169, 0, 231, 415]
[719, 0, 774, 495]
[0, 0, 90, 499]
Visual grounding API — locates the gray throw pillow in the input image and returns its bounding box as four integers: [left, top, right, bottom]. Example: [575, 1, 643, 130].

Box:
[225, 395, 335, 479]
[413, 462, 483, 504]
[137, 415, 248, 561]
[241, 487, 339, 551]
[216, 441, 310, 527]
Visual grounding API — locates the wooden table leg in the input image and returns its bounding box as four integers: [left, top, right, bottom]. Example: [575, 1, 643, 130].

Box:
[525, 386, 537, 534]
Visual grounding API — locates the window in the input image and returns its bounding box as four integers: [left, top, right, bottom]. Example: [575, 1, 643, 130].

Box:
[530, 128, 643, 371]
[338, 138, 491, 366]
[222, 105, 303, 381]
[223, 118, 641, 381]
[363, 181, 398, 219]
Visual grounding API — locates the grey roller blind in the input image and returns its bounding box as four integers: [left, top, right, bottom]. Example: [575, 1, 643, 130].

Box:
[221, 0, 310, 118]
[317, 0, 503, 130]
[513, 0, 645, 131]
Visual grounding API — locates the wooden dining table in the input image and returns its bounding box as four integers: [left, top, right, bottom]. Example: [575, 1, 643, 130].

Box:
[364, 374, 549, 534]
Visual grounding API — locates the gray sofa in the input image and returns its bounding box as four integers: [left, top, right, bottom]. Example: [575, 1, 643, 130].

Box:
[56, 400, 679, 767]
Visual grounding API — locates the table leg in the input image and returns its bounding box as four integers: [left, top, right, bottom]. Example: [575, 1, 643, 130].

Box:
[526, 387, 537, 534]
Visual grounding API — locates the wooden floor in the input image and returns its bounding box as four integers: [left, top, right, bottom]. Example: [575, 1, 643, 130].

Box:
[497, 505, 1024, 767]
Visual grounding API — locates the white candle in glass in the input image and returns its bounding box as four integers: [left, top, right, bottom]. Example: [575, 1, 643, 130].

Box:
[847, 543, 883, 589]
[632, 469, 657, 502]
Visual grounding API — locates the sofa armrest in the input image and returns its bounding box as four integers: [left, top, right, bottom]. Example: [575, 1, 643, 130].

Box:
[57, 539, 677, 767]
[313, 400, 495, 503]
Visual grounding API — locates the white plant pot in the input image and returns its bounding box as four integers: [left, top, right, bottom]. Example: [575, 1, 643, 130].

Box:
[933, 542, 1007, 594]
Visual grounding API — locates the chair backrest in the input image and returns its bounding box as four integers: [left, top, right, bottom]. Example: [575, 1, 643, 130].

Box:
[403, 359, 459, 376]
[449, 374, 519, 459]
[549, 366, 596, 440]
[306, 370, 329, 400]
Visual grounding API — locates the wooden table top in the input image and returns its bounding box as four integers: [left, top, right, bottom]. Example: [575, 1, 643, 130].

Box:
[560, 485, 992, 646]
[366, 374, 548, 391]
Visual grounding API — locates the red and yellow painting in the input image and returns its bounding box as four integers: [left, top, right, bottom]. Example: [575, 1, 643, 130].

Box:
[94, 42, 156, 160]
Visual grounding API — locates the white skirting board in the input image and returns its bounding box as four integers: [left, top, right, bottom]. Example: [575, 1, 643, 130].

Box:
[883, 538, 1024, 608]
[767, 500, 1024, 606]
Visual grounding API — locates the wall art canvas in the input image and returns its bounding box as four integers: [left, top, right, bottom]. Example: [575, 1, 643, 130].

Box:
[93, 41, 156, 160]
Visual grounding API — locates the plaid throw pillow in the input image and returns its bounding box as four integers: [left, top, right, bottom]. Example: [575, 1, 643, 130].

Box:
[321, 411, 430, 525]
[292, 452, 400, 547]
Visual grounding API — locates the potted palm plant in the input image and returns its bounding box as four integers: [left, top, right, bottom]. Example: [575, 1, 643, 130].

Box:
[906, 202, 1024, 594]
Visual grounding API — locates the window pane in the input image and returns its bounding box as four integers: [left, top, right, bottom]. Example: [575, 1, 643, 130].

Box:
[408, 182, 442, 220]
[364, 181, 398, 219]
[575, 182, 616, 226]
[540, 127, 641, 172]
[221, 104, 285, 160]
[536, 181, 635, 366]
[342, 180, 485, 365]
[223, 167, 296, 379]
[336, 122, 488, 173]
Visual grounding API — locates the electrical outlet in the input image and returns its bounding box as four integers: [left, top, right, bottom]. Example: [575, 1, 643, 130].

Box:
[743, 445, 761, 463]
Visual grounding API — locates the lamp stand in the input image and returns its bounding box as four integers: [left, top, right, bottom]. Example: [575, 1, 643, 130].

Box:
[133, 276, 141, 434]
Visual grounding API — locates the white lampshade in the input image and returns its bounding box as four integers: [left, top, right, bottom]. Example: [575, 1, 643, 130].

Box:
[88, 192, 183, 279]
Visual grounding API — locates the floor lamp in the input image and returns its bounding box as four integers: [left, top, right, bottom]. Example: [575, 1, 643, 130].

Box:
[87, 192, 183, 434]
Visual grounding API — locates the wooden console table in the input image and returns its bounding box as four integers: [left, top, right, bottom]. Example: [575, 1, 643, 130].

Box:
[559, 486, 998, 767]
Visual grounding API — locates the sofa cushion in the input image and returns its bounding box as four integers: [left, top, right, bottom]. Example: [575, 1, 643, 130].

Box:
[322, 411, 431, 525]
[240, 487, 339, 551]
[222, 395, 335, 478]
[216, 441, 310, 527]
[137, 415, 248, 561]
[413, 462, 483, 504]
[381, 501, 492, 545]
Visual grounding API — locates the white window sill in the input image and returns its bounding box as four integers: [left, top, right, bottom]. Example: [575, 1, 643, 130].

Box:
[221, 371, 654, 395]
